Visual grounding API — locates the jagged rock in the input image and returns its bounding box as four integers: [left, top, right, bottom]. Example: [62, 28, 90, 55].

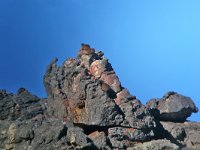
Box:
[43, 44, 159, 148]
[0, 90, 15, 120]
[146, 91, 198, 122]
[45, 51, 118, 126]
[0, 120, 10, 149]
[161, 121, 186, 142]
[108, 127, 155, 149]
[1, 44, 200, 150]
[31, 119, 63, 149]
[115, 89, 156, 129]
[161, 121, 200, 149]
[6, 122, 34, 150]
[78, 44, 97, 69]
[100, 71, 122, 93]
[43, 44, 156, 129]
[0, 88, 42, 121]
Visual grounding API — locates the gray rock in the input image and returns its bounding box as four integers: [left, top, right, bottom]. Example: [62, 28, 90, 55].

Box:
[161, 121, 200, 149]
[31, 118, 69, 150]
[0, 88, 42, 121]
[0, 120, 11, 149]
[66, 126, 94, 149]
[115, 89, 157, 129]
[161, 121, 186, 142]
[146, 91, 198, 122]
[108, 127, 155, 149]
[127, 139, 179, 150]
[88, 131, 111, 150]
[43, 47, 122, 126]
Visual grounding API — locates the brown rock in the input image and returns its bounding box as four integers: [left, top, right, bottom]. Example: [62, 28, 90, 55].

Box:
[88, 131, 109, 149]
[89, 60, 107, 78]
[100, 72, 121, 93]
[115, 88, 135, 105]
[100, 81, 111, 92]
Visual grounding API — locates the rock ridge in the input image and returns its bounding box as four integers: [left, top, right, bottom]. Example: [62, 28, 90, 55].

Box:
[0, 44, 199, 150]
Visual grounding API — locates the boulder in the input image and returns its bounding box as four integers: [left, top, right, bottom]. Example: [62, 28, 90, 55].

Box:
[146, 91, 198, 122]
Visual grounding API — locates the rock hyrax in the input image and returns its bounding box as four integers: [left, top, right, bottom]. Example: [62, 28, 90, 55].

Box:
[80, 43, 95, 55]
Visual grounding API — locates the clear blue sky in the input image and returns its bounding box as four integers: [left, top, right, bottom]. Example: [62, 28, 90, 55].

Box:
[0, 0, 199, 122]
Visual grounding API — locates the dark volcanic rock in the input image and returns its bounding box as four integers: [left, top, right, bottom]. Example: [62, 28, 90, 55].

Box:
[0, 44, 200, 150]
[0, 88, 41, 121]
[108, 127, 155, 149]
[43, 44, 160, 148]
[88, 131, 110, 150]
[0, 89, 97, 150]
[146, 91, 198, 122]
[43, 44, 157, 130]
[161, 121, 200, 149]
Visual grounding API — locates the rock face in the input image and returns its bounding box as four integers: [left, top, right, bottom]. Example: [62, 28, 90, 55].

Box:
[0, 44, 199, 150]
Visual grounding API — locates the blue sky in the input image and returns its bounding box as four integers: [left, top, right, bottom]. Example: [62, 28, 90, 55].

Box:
[0, 0, 199, 122]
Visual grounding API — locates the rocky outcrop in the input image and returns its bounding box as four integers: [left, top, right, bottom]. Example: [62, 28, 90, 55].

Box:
[0, 44, 199, 150]
[0, 89, 96, 150]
